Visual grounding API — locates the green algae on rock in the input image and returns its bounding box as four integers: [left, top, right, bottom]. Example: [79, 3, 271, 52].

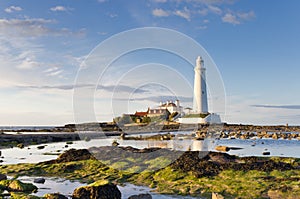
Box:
[0, 147, 299, 199]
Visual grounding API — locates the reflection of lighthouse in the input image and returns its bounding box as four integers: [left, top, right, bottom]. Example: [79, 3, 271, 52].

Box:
[193, 56, 208, 113]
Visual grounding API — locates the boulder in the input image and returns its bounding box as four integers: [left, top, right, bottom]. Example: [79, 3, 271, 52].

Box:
[0, 173, 7, 180]
[34, 178, 45, 184]
[215, 146, 229, 152]
[0, 180, 37, 192]
[37, 145, 45, 150]
[44, 193, 68, 199]
[128, 193, 152, 199]
[212, 192, 224, 199]
[17, 143, 25, 149]
[72, 180, 121, 199]
[55, 149, 95, 163]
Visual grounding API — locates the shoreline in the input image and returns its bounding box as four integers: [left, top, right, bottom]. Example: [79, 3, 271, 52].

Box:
[1, 146, 300, 198]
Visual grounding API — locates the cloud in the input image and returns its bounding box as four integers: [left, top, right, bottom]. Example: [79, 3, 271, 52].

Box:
[18, 84, 148, 94]
[152, 0, 168, 3]
[222, 13, 240, 24]
[237, 11, 255, 20]
[252, 105, 300, 110]
[152, 8, 169, 17]
[4, 6, 22, 13]
[174, 7, 191, 21]
[207, 5, 222, 15]
[50, 6, 67, 12]
[127, 95, 192, 103]
[0, 18, 85, 38]
[222, 10, 255, 25]
[17, 57, 41, 70]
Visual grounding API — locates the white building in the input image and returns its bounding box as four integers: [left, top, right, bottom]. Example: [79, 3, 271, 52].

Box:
[148, 100, 183, 117]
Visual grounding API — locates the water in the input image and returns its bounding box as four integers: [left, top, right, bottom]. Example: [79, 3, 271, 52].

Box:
[12, 176, 198, 199]
[0, 126, 55, 131]
[1, 131, 299, 198]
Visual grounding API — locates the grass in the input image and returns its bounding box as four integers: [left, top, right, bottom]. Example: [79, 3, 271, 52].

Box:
[1, 155, 300, 198]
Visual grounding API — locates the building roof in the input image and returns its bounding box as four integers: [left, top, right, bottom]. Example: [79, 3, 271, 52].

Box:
[134, 111, 148, 117]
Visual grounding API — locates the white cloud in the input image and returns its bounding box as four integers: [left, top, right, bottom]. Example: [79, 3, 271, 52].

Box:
[17, 57, 41, 70]
[203, 19, 210, 23]
[174, 7, 191, 21]
[152, 8, 169, 17]
[0, 18, 85, 38]
[50, 6, 67, 12]
[222, 11, 255, 25]
[152, 0, 168, 2]
[237, 11, 255, 20]
[4, 6, 22, 13]
[222, 13, 240, 24]
[208, 5, 222, 15]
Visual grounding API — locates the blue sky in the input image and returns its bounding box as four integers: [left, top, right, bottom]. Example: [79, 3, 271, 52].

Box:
[0, 0, 299, 125]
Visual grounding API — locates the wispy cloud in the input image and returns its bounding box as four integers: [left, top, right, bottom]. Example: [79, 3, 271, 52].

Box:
[126, 95, 193, 103]
[4, 6, 22, 13]
[207, 5, 222, 15]
[252, 105, 300, 110]
[50, 6, 68, 12]
[0, 18, 85, 38]
[18, 84, 148, 94]
[174, 7, 191, 21]
[152, 0, 168, 3]
[222, 13, 240, 24]
[152, 8, 169, 17]
[222, 10, 255, 25]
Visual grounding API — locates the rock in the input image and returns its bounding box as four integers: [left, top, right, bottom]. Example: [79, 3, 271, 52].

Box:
[112, 140, 119, 146]
[72, 180, 121, 199]
[215, 146, 229, 152]
[0, 173, 7, 180]
[262, 151, 271, 155]
[44, 193, 68, 199]
[212, 192, 224, 199]
[128, 193, 152, 199]
[17, 143, 24, 149]
[44, 149, 95, 164]
[37, 145, 45, 150]
[34, 178, 45, 184]
[0, 180, 38, 192]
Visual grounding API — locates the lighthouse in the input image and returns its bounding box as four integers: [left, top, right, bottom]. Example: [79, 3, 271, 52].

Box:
[193, 56, 208, 113]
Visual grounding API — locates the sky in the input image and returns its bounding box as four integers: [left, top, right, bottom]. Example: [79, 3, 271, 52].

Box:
[0, 0, 299, 126]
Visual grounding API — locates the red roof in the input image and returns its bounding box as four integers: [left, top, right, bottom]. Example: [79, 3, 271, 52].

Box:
[134, 111, 148, 117]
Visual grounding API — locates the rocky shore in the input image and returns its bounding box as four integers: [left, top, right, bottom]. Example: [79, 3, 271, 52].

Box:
[1, 147, 299, 198]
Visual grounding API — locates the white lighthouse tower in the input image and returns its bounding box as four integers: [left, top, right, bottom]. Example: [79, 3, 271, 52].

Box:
[193, 56, 208, 114]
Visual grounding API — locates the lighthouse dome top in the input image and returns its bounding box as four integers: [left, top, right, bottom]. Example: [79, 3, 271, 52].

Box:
[196, 56, 204, 68]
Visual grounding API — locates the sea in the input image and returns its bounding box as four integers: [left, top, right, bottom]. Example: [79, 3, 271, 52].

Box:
[1, 129, 299, 198]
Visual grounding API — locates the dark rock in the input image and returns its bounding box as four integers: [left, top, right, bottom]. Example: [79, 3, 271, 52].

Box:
[262, 151, 271, 155]
[46, 149, 95, 164]
[0, 173, 7, 180]
[34, 178, 45, 184]
[37, 145, 45, 150]
[72, 181, 121, 199]
[44, 193, 68, 199]
[128, 193, 152, 199]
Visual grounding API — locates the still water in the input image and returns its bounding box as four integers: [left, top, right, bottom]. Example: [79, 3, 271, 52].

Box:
[1, 131, 299, 198]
